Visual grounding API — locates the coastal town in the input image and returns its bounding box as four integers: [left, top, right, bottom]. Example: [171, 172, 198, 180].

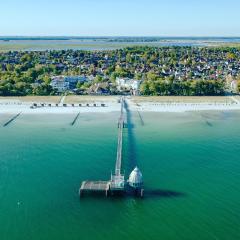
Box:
[1, 0, 240, 238]
[0, 46, 240, 96]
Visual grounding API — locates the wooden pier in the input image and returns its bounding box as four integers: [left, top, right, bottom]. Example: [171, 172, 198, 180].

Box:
[80, 98, 125, 197]
[110, 98, 125, 191]
[79, 181, 110, 197]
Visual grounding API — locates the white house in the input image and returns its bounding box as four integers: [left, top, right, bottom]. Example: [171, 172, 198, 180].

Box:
[50, 75, 89, 92]
[230, 80, 238, 92]
[50, 76, 69, 92]
[116, 77, 141, 95]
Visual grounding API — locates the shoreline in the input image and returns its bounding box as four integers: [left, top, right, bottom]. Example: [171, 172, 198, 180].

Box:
[1, 96, 240, 114]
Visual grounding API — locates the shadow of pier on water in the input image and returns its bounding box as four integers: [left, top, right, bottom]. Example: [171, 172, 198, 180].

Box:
[78, 188, 186, 200]
[123, 100, 137, 173]
[143, 189, 187, 199]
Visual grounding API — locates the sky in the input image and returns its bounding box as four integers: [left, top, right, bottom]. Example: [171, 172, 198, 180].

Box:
[0, 0, 239, 36]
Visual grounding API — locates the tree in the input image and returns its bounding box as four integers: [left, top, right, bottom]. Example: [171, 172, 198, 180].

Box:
[94, 75, 103, 83]
[32, 84, 55, 96]
[140, 81, 151, 95]
[146, 72, 158, 81]
[237, 80, 240, 93]
[226, 52, 237, 60]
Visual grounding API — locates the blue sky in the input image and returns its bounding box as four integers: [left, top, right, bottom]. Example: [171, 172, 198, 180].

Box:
[0, 0, 239, 36]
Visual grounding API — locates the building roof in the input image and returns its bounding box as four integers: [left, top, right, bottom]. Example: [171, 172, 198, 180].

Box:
[128, 167, 143, 186]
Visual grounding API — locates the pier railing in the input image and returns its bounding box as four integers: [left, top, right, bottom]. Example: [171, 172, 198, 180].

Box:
[110, 97, 125, 190]
[80, 97, 125, 196]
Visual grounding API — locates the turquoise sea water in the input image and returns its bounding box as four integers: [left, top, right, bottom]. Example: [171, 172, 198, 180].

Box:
[0, 111, 240, 240]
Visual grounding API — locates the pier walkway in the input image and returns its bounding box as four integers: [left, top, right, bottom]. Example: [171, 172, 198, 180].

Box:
[110, 98, 125, 191]
[80, 98, 125, 196]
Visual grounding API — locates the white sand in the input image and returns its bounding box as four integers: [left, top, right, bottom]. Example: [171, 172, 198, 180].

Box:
[130, 102, 240, 112]
[1, 96, 240, 114]
[0, 102, 120, 114]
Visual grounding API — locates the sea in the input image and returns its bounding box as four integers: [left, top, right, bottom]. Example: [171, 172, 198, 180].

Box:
[0, 37, 240, 51]
[0, 110, 240, 240]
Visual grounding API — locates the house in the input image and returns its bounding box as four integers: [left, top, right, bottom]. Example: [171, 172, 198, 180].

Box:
[87, 83, 110, 95]
[230, 80, 238, 92]
[50, 75, 89, 92]
[116, 77, 141, 95]
[31, 79, 44, 88]
[50, 76, 69, 92]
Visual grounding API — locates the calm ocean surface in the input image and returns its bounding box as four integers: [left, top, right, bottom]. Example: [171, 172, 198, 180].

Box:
[0, 37, 240, 51]
[0, 111, 240, 240]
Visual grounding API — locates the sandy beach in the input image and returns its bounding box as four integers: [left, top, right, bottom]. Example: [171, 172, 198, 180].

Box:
[0, 96, 240, 114]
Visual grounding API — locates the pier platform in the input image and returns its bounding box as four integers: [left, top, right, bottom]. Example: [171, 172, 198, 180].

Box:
[79, 181, 110, 197]
[79, 97, 135, 198]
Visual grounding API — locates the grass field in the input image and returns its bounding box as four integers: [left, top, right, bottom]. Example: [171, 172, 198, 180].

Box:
[64, 95, 119, 104]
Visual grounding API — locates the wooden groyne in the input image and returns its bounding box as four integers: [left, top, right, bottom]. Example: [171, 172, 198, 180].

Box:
[3, 112, 21, 127]
[137, 111, 144, 126]
[71, 112, 80, 126]
[206, 120, 213, 127]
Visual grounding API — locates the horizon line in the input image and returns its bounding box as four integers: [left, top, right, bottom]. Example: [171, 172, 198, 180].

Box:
[0, 35, 240, 38]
